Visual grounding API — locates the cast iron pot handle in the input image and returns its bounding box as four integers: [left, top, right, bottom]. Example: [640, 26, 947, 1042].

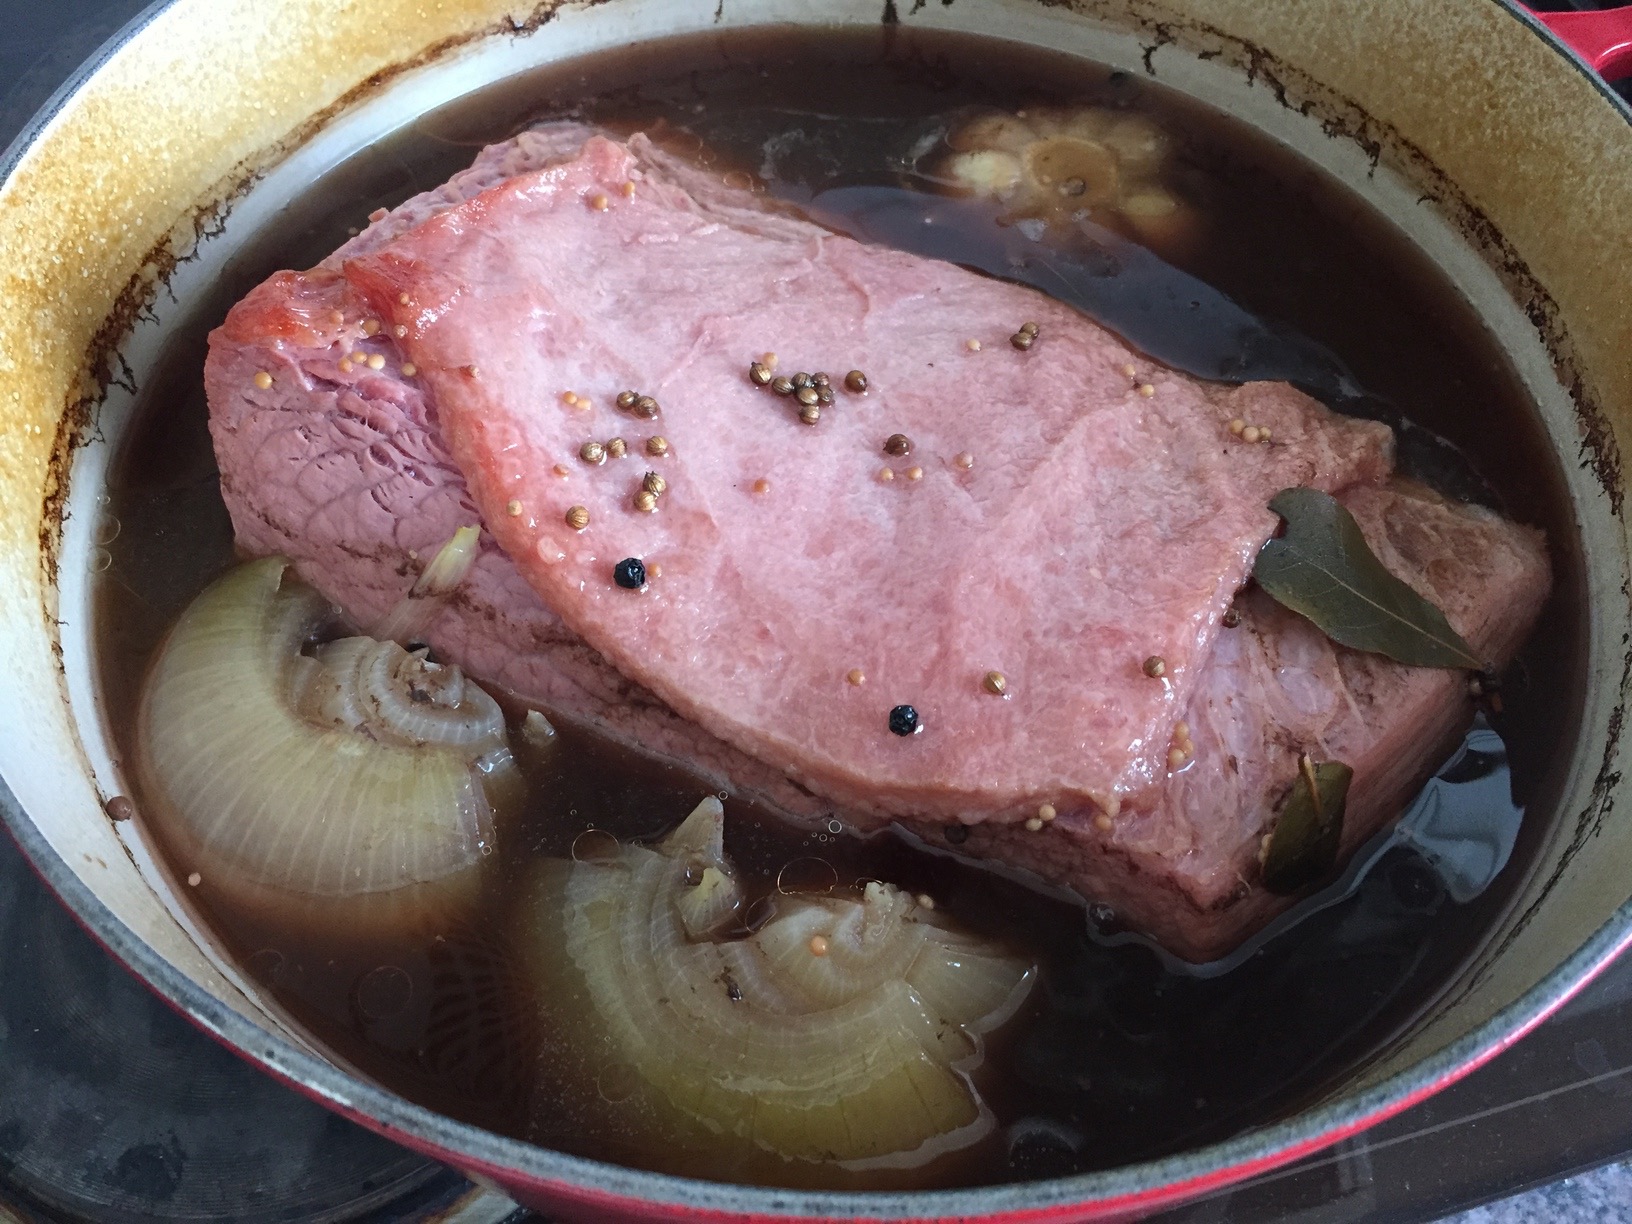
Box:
[1527, 5, 1632, 79]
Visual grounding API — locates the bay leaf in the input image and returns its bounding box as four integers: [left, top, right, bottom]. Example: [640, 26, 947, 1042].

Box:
[1261, 758, 1353, 895]
[1254, 487, 1484, 670]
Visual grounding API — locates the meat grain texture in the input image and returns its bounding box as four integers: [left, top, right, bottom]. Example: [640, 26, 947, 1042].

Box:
[207, 124, 1549, 960]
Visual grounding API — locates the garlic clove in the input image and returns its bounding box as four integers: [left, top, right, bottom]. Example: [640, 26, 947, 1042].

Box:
[944, 149, 1024, 198]
[1103, 112, 1170, 172]
[1119, 187, 1204, 259]
[945, 110, 1038, 154]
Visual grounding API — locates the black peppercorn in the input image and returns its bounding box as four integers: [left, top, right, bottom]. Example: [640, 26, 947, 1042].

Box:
[613, 557, 647, 589]
[888, 704, 920, 736]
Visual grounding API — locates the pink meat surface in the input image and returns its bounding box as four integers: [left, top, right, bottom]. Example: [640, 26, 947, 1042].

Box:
[919, 481, 1550, 960]
[332, 129, 1391, 826]
[207, 134, 828, 822]
[205, 124, 1546, 959]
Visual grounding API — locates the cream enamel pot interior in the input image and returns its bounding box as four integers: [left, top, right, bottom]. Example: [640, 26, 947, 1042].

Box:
[1, 1, 1630, 1220]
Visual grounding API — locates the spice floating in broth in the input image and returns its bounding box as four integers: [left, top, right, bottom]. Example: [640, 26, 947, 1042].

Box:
[1260, 756, 1354, 895]
[520, 797, 1034, 1170]
[1254, 486, 1485, 670]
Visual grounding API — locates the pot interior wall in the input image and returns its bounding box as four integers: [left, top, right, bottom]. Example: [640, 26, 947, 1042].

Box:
[0, 0, 1628, 1214]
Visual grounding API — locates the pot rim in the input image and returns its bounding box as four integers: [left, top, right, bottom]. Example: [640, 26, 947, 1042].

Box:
[3, 0, 1629, 1218]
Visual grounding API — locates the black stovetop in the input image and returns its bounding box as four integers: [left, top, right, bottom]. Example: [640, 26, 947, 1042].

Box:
[4, 3, 1630, 1221]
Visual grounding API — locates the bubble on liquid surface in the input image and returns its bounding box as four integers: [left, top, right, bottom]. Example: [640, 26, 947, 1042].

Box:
[354, 964, 413, 1020]
[776, 857, 838, 895]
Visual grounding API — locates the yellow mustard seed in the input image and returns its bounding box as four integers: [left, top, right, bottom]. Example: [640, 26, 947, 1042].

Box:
[1025, 817, 1044, 832]
[916, 894, 936, 911]
[363, 318, 381, 336]
[847, 668, 866, 686]
[506, 499, 523, 517]
[328, 309, 345, 325]
[809, 935, 830, 957]
[906, 466, 924, 481]
[966, 338, 982, 352]
[1168, 747, 1188, 769]
[877, 466, 895, 483]
[1241, 425, 1262, 444]
[401, 363, 418, 377]
[621, 180, 636, 197]
[253, 371, 273, 390]
[1039, 803, 1057, 822]
[590, 192, 610, 211]
[1228, 418, 1246, 435]
[752, 478, 772, 495]
[397, 292, 410, 305]
[338, 359, 353, 374]
[1094, 813, 1115, 833]
[394, 324, 408, 339]
[553, 464, 570, 478]
[954, 451, 975, 471]
[367, 353, 385, 370]
[1137, 383, 1156, 398]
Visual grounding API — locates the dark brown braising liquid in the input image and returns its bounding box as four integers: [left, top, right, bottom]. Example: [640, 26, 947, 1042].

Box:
[95, 26, 1584, 1190]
